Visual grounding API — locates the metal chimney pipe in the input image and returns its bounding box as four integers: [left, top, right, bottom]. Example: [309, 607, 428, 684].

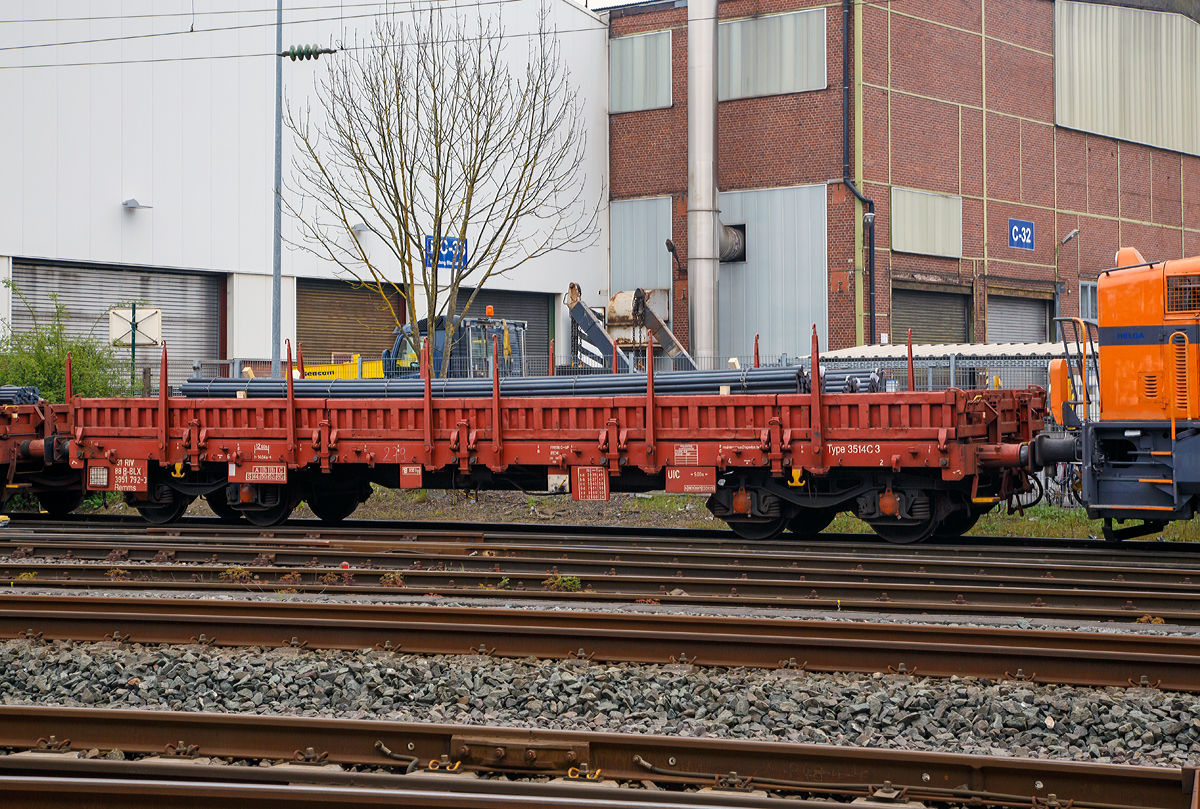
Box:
[687, 0, 720, 367]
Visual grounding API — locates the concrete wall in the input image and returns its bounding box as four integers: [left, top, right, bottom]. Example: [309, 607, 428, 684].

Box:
[0, 0, 609, 358]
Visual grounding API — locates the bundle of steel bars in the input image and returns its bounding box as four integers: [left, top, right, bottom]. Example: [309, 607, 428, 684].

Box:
[181, 367, 807, 399]
[0, 386, 41, 405]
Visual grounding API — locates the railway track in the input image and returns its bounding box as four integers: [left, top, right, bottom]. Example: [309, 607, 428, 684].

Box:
[11, 511, 1200, 553]
[3, 596, 1199, 690]
[0, 706, 1193, 808]
[4, 520, 1200, 622]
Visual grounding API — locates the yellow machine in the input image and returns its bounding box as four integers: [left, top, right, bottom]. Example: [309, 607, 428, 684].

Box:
[301, 354, 390, 380]
[1046, 247, 1200, 539]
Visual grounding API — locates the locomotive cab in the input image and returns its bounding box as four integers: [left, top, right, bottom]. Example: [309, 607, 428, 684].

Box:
[1070, 247, 1200, 539]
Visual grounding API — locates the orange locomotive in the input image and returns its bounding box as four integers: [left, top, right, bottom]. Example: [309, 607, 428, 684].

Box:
[1048, 247, 1200, 539]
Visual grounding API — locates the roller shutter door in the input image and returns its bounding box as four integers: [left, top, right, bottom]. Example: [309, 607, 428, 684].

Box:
[11, 260, 221, 386]
[986, 295, 1049, 343]
[891, 289, 968, 344]
[296, 278, 404, 363]
[455, 289, 551, 359]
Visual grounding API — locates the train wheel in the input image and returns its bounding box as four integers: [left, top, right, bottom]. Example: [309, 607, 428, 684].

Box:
[136, 496, 194, 525]
[932, 509, 982, 539]
[787, 507, 837, 536]
[204, 489, 244, 523]
[307, 493, 360, 524]
[37, 489, 83, 518]
[870, 515, 937, 544]
[725, 515, 788, 540]
[243, 499, 294, 527]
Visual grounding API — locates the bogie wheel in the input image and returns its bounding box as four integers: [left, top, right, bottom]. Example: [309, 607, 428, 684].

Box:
[869, 516, 937, 544]
[37, 489, 83, 519]
[204, 489, 244, 523]
[242, 499, 295, 527]
[135, 496, 194, 526]
[307, 493, 361, 524]
[932, 509, 984, 539]
[725, 515, 789, 540]
[787, 507, 838, 537]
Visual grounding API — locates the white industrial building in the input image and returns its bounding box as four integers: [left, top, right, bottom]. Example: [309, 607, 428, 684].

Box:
[0, 0, 610, 381]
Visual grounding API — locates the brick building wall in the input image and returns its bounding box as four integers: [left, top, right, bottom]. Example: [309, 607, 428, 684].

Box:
[609, 0, 1200, 350]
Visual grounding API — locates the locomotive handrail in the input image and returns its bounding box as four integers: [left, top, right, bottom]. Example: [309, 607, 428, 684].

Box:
[1054, 316, 1100, 423]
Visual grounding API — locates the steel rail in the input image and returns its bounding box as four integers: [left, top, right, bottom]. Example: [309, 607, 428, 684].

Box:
[0, 707, 1190, 809]
[4, 561, 1200, 621]
[3, 546, 1199, 592]
[0, 774, 905, 809]
[5, 533, 1200, 588]
[11, 513, 1200, 557]
[9, 524, 1200, 587]
[2, 597, 1199, 690]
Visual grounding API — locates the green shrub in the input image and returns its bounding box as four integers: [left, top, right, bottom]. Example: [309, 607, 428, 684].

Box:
[0, 283, 129, 402]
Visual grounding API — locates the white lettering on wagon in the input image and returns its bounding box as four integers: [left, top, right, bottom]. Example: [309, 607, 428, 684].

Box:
[231, 464, 288, 483]
[112, 459, 148, 492]
[826, 444, 882, 457]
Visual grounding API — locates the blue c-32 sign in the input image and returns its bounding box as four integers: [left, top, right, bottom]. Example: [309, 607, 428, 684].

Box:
[424, 235, 468, 269]
[1008, 218, 1035, 251]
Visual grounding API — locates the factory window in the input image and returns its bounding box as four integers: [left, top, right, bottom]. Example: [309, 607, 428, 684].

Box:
[1056, 1, 1200, 157]
[610, 30, 672, 114]
[890, 188, 963, 259]
[1080, 281, 1098, 321]
[718, 8, 826, 101]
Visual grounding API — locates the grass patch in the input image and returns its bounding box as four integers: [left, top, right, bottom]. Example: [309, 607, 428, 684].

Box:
[542, 574, 582, 592]
[624, 493, 704, 515]
[831, 504, 1199, 541]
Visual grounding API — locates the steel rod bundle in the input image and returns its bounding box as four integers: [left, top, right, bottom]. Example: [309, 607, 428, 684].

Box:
[0, 386, 41, 405]
[182, 367, 806, 399]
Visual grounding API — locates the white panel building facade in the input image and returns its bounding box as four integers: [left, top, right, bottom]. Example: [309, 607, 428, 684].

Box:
[0, 0, 609, 380]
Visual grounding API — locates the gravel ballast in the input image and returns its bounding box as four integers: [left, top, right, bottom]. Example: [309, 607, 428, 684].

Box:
[2, 639, 1198, 768]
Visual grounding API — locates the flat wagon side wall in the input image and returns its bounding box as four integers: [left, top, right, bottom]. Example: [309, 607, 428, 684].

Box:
[61, 386, 1043, 496]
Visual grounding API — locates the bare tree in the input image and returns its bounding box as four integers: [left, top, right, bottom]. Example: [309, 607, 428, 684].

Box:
[284, 2, 600, 376]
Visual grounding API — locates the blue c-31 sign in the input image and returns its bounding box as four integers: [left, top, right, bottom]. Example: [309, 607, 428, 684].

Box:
[424, 235, 468, 269]
[1008, 218, 1035, 251]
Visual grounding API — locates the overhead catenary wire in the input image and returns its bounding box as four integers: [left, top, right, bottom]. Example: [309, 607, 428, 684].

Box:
[0, 6, 692, 70]
[0, 0, 608, 56]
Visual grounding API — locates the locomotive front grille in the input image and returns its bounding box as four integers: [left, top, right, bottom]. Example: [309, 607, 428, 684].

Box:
[1166, 275, 1200, 312]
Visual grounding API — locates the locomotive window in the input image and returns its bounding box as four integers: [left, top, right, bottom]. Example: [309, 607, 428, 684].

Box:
[1166, 275, 1200, 312]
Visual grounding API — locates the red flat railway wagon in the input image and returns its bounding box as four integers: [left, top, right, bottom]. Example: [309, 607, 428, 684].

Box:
[56, 331, 1048, 543]
[0, 401, 75, 516]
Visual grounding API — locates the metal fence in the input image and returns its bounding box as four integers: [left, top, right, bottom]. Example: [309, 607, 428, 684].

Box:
[821, 354, 1053, 393]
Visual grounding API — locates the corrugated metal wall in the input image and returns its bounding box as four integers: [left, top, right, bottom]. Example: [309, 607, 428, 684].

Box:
[1056, 0, 1200, 157]
[11, 260, 221, 385]
[455, 288, 551, 359]
[719, 8, 826, 101]
[717, 184, 827, 359]
[986, 295, 1050, 343]
[610, 197, 673, 322]
[892, 289, 969, 345]
[890, 187, 963, 258]
[296, 277, 403, 363]
[610, 30, 672, 114]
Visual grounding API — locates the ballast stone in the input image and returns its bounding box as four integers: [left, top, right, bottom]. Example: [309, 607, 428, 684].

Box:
[1, 638, 1198, 768]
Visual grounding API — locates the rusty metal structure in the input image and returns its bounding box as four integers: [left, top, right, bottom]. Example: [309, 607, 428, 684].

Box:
[1, 329, 1044, 542]
[0, 707, 1192, 808]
